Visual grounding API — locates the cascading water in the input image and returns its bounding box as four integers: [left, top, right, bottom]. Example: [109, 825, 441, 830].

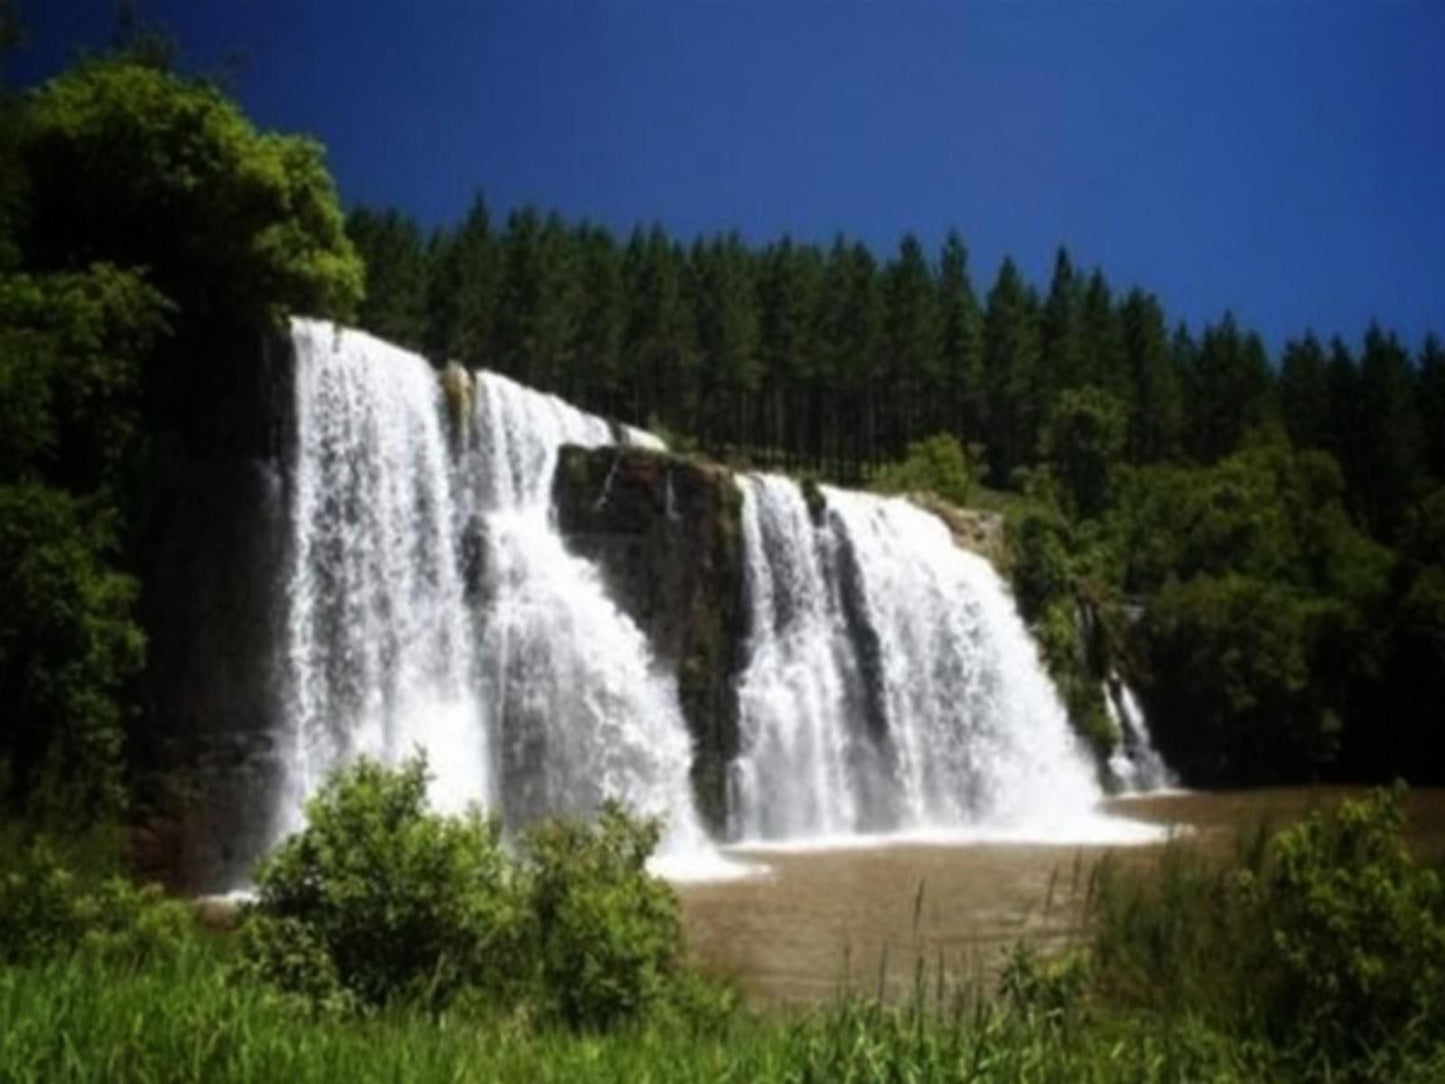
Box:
[279, 320, 710, 865]
[732, 476, 868, 839]
[282, 320, 488, 828]
[466, 371, 711, 860]
[1106, 677, 1176, 793]
[732, 475, 1114, 841]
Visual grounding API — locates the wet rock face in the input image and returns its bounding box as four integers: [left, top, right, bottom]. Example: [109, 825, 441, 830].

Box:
[552, 446, 746, 834]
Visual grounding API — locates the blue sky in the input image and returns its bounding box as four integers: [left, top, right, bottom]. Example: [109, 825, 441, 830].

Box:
[14, 1, 1445, 351]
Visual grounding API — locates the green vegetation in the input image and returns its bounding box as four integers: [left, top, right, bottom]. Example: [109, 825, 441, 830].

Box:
[2, 769, 1443, 1081]
[0, 18, 359, 823]
[240, 758, 711, 1031]
[870, 432, 978, 508]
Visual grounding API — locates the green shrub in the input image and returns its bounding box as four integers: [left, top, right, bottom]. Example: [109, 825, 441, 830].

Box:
[525, 800, 684, 1030]
[1089, 787, 1445, 1076]
[1262, 785, 1445, 1064]
[244, 756, 528, 1010]
[0, 834, 193, 965]
[871, 433, 976, 508]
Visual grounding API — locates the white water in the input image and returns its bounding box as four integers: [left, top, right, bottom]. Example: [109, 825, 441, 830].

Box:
[282, 321, 487, 832]
[732, 476, 862, 839]
[467, 371, 714, 867]
[279, 320, 718, 872]
[1106, 677, 1177, 793]
[732, 476, 1116, 843]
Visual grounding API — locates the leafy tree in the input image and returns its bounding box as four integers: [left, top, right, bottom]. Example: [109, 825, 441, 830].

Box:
[0, 484, 143, 819]
[1420, 334, 1445, 485]
[1041, 387, 1127, 520]
[1182, 314, 1275, 463]
[570, 223, 625, 411]
[622, 226, 693, 432]
[871, 432, 975, 508]
[244, 757, 528, 1010]
[20, 60, 361, 334]
[525, 801, 683, 1030]
[1079, 269, 1123, 395]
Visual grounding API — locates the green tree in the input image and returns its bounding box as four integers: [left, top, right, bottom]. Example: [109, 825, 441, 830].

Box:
[1420, 334, 1445, 485]
[1040, 246, 1084, 410]
[1355, 323, 1421, 540]
[425, 192, 499, 368]
[345, 207, 429, 351]
[1041, 387, 1127, 520]
[936, 230, 984, 447]
[982, 257, 1041, 485]
[1184, 314, 1274, 462]
[1278, 333, 1331, 453]
[245, 757, 527, 1010]
[880, 233, 940, 455]
[20, 60, 360, 335]
[1118, 289, 1182, 463]
[569, 223, 625, 413]
[622, 226, 693, 432]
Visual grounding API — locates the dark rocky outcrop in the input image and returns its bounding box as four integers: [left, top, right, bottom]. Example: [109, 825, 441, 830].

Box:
[132, 327, 294, 893]
[552, 446, 746, 834]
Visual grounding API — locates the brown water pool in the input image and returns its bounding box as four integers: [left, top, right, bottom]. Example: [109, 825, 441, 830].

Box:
[675, 787, 1445, 1006]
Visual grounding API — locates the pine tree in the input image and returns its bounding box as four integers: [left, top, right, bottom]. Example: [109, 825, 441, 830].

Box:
[1118, 289, 1181, 463]
[1278, 333, 1331, 453]
[425, 192, 498, 369]
[1356, 323, 1421, 539]
[345, 207, 429, 351]
[1419, 334, 1445, 485]
[570, 223, 625, 415]
[622, 226, 693, 430]
[1040, 247, 1084, 410]
[983, 257, 1041, 485]
[936, 230, 984, 449]
[881, 233, 941, 457]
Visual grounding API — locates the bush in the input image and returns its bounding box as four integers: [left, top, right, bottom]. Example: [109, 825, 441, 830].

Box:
[0, 833, 193, 966]
[1262, 785, 1445, 1064]
[1089, 787, 1445, 1076]
[871, 433, 976, 508]
[243, 756, 528, 1010]
[525, 801, 684, 1030]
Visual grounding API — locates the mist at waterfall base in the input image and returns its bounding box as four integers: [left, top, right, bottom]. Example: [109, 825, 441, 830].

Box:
[275, 319, 1167, 887]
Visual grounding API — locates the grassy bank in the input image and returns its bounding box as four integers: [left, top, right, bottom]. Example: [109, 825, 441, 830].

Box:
[3, 778, 1443, 1083]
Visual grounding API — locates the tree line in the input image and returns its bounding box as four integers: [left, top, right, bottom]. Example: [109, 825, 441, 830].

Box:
[348, 200, 1444, 530]
[350, 200, 1445, 788]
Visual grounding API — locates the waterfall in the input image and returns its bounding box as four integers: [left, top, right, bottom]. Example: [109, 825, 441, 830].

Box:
[282, 320, 487, 828]
[276, 318, 1157, 873]
[732, 476, 867, 838]
[1106, 677, 1176, 793]
[279, 320, 709, 863]
[467, 371, 710, 860]
[732, 475, 1106, 841]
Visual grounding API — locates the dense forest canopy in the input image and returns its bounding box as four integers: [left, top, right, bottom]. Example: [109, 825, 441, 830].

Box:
[0, 30, 361, 823]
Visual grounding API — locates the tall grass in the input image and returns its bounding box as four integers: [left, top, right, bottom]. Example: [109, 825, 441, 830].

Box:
[0, 942, 1281, 1084]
